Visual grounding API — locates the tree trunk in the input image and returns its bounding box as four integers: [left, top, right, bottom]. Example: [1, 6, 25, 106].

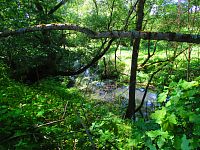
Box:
[125, 0, 145, 119]
[187, 45, 192, 81]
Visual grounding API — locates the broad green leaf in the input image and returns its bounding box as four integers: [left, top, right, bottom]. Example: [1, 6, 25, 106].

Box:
[157, 137, 165, 148]
[181, 134, 190, 150]
[162, 121, 170, 131]
[189, 114, 200, 123]
[158, 92, 168, 103]
[167, 113, 177, 125]
[146, 130, 169, 139]
[148, 145, 157, 150]
[145, 139, 157, 150]
[151, 107, 166, 124]
[174, 136, 182, 149]
[147, 130, 161, 139]
[127, 139, 137, 147]
[180, 81, 197, 90]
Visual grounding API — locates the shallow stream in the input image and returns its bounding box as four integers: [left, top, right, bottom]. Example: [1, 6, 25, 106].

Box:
[77, 73, 159, 117]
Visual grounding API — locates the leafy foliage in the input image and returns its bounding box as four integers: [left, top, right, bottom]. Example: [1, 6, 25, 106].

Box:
[1, 55, 200, 149]
[0, 66, 92, 149]
[0, 0, 200, 149]
[98, 56, 126, 80]
[148, 79, 200, 149]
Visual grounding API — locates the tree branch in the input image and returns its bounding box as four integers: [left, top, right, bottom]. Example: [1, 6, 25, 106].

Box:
[135, 46, 189, 113]
[123, 0, 139, 30]
[92, 0, 99, 15]
[94, 31, 200, 44]
[35, 1, 44, 13]
[0, 24, 97, 38]
[140, 46, 190, 69]
[135, 67, 163, 113]
[107, 0, 116, 30]
[36, 119, 64, 128]
[141, 41, 157, 67]
[0, 24, 200, 44]
[55, 38, 115, 76]
[48, 0, 68, 15]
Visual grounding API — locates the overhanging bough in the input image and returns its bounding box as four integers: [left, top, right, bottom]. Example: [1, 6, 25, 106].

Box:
[0, 23, 200, 44]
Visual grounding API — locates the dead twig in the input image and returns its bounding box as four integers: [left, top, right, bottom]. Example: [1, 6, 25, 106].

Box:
[36, 119, 64, 128]
[62, 102, 68, 119]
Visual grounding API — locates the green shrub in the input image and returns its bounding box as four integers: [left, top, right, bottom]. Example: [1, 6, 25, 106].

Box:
[1, 59, 199, 149]
[147, 79, 200, 149]
[98, 57, 126, 80]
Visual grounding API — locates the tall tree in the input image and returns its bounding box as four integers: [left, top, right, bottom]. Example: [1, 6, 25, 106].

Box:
[125, 0, 145, 119]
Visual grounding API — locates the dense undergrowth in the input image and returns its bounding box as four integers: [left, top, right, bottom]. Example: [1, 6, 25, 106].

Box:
[0, 62, 200, 149]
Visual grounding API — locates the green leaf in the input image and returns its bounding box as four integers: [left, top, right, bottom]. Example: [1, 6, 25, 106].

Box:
[157, 137, 165, 148]
[146, 130, 169, 139]
[180, 81, 198, 90]
[167, 113, 177, 125]
[15, 130, 25, 137]
[149, 145, 157, 150]
[181, 134, 190, 150]
[127, 139, 138, 147]
[189, 114, 200, 123]
[147, 130, 161, 139]
[151, 107, 166, 124]
[158, 92, 168, 103]
[174, 136, 182, 149]
[36, 110, 44, 117]
[145, 139, 157, 150]
[193, 124, 200, 136]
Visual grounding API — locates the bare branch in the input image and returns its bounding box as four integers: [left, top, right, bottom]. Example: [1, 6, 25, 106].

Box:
[141, 41, 157, 67]
[62, 102, 68, 119]
[135, 47, 189, 113]
[76, 111, 96, 149]
[107, 0, 116, 30]
[106, 140, 120, 150]
[140, 46, 189, 69]
[48, 0, 68, 15]
[135, 66, 164, 113]
[0, 24, 97, 38]
[92, 0, 99, 15]
[123, 0, 139, 30]
[36, 119, 64, 128]
[35, 1, 44, 13]
[95, 31, 200, 44]
[56, 38, 115, 76]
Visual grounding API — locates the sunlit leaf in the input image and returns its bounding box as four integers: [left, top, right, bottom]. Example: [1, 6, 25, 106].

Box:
[157, 137, 165, 148]
[36, 110, 44, 117]
[180, 81, 198, 90]
[167, 113, 177, 125]
[146, 130, 169, 139]
[158, 92, 168, 103]
[151, 107, 166, 124]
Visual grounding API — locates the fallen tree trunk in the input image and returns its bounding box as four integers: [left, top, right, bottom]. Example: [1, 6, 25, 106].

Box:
[0, 23, 200, 44]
